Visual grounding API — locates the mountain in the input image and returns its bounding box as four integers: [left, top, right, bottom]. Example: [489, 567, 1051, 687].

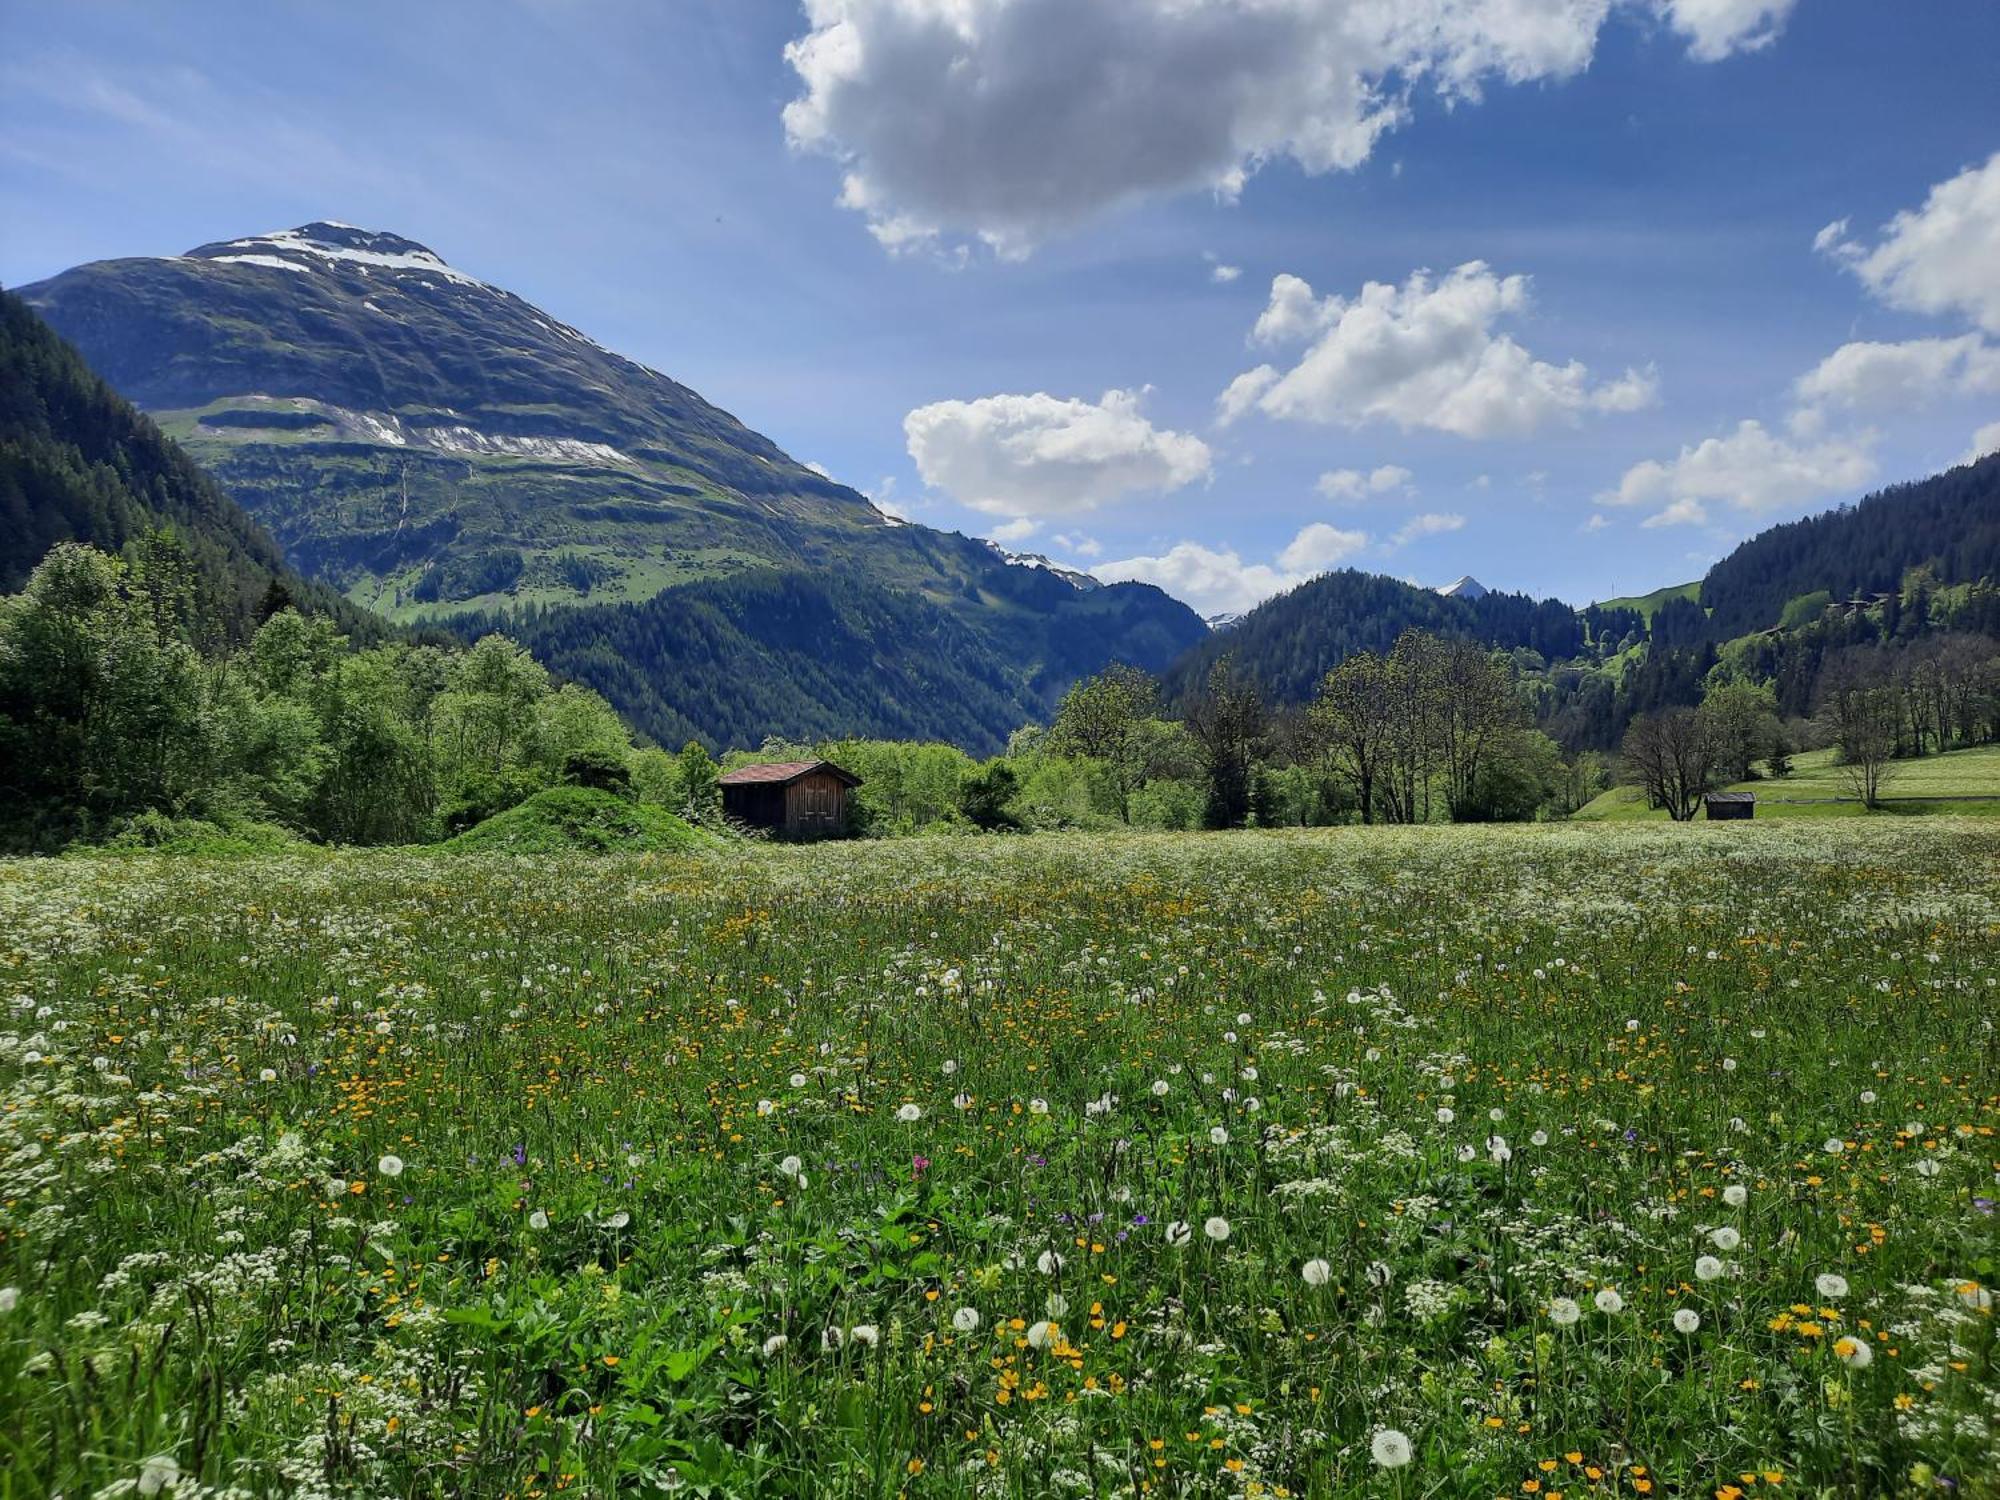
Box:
[19, 223, 1203, 751]
[0, 289, 361, 640]
[1696, 454, 2000, 638]
[1169, 457, 2000, 722]
[1163, 568, 1587, 707]
[982, 542, 1102, 592]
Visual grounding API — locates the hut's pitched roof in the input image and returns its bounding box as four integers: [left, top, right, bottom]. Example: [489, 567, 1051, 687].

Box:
[717, 759, 863, 788]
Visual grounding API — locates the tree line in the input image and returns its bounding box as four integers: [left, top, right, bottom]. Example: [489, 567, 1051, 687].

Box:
[958, 631, 1593, 833]
[0, 539, 729, 852]
[12, 536, 1996, 850]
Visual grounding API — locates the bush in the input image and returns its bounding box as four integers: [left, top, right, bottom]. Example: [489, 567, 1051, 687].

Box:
[442, 768, 551, 834]
[959, 762, 1021, 830]
[1129, 778, 1205, 830]
[93, 811, 303, 856]
[563, 749, 633, 797]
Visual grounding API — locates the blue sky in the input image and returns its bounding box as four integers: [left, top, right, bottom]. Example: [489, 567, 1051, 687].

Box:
[4, 0, 1998, 615]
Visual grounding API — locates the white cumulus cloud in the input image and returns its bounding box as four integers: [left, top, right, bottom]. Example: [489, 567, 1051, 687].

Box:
[1050, 531, 1103, 557]
[1969, 420, 2000, 464]
[1654, 0, 1799, 62]
[1608, 419, 1875, 523]
[1280, 521, 1372, 573]
[1794, 335, 2000, 413]
[1318, 464, 1415, 499]
[1098, 521, 1367, 616]
[1216, 365, 1281, 424]
[1388, 511, 1468, 548]
[987, 517, 1039, 544]
[904, 388, 1212, 518]
[783, 0, 1785, 256]
[1640, 497, 1708, 528]
[1817, 151, 2000, 334]
[1224, 263, 1658, 438]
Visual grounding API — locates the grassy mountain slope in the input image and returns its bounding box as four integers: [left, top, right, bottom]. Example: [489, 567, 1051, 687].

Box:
[20, 225, 1203, 748]
[1592, 580, 1699, 622]
[0, 289, 360, 639]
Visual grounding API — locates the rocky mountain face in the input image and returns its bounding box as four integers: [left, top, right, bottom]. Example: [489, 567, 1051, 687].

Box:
[21, 224, 1204, 751]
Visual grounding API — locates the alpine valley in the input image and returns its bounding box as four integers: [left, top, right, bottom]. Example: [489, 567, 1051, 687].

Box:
[19, 223, 1205, 752]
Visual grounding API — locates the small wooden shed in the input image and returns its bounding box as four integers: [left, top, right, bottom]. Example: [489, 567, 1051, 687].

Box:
[718, 759, 862, 838]
[1704, 791, 1755, 821]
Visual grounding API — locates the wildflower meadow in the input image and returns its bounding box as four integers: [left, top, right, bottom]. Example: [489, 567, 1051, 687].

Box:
[1, 822, 1995, 1498]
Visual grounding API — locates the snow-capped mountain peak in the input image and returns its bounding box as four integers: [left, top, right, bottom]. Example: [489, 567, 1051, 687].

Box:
[181, 223, 483, 286]
[980, 541, 1102, 591]
[1437, 575, 1489, 600]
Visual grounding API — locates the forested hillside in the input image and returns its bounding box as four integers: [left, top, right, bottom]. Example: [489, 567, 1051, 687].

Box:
[1162, 569, 1586, 707]
[0, 291, 356, 641]
[469, 570, 1051, 753]
[1160, 457, 2000, 757]
[1699, 456, 2000, 637]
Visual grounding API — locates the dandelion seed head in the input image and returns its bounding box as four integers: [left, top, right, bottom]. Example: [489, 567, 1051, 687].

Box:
[1371, 1429, 1413, 1468]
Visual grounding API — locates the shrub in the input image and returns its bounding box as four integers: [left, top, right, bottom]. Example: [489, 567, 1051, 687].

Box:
[562, 749, 633, 797]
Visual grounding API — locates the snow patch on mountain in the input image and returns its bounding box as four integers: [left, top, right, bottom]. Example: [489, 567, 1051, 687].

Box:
[194, 400, 633, 466]
[982, 541, 1101, 590]
[183, 223, 484, 286]
[425, 425, 632, 465]
[205, 254, 312, 275]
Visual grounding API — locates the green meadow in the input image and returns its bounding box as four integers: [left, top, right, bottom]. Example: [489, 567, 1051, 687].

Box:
[1, 822, 1995, 1497]
[1577, 744, 2000, 821]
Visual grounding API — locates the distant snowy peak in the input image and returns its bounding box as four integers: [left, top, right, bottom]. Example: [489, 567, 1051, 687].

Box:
[181, 222, 483, 286]
[1437, 575, 1489, 600]
[981, 541, 1101, 590]
[1205, 611, 1244, 632]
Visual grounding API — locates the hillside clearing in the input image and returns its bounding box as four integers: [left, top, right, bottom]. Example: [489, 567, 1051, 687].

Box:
[1575, 742, 2000, 820]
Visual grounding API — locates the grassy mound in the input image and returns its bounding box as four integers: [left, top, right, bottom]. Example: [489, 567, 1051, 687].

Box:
[444, 786, 716, 854]
[87, 812, 307, 857]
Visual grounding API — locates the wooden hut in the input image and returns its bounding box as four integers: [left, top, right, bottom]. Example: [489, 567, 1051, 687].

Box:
[1703, 791, 1755, 821]
[718, 759, 862, 838]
